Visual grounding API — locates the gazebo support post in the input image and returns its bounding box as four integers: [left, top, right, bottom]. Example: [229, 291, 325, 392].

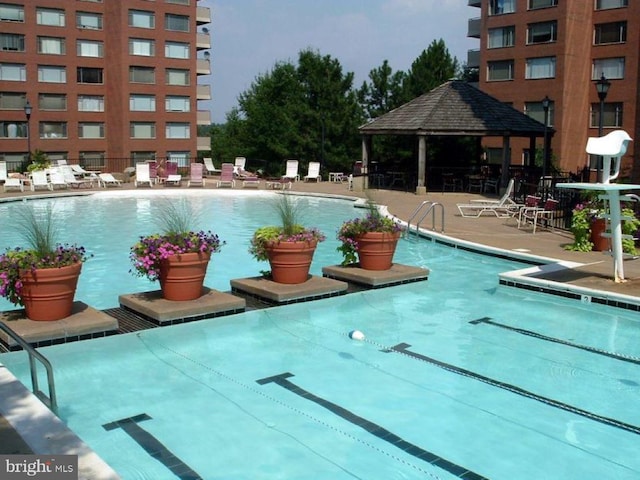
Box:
[500, 135, 511, 192]
[416, 135, 427, 195]
[357, 135, 372, 192]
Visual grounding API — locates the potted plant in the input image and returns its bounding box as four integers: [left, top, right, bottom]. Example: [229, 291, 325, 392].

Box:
[0, 204, 90, 321]
[249, 193, 326, 284]
[130, 199, 225, 301]
[337, 200, 403, 270]
[26, 149, 52, 173]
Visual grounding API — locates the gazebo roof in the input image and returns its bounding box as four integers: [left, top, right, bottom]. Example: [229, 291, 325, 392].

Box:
[359, 80, 549, 137]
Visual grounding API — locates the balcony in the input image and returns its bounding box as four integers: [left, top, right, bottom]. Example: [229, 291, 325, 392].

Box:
[197, 84, 211, 100]
[197, 136, 210, 151]
[197, 110, 211, 125]
[468, 0, 481, 6]
[196, 32, 211, 50]
[467, 49, 480, 68]
[196, 6, 211, 25]
[197, 59, 211, 75]
[468, 17, 481, 38]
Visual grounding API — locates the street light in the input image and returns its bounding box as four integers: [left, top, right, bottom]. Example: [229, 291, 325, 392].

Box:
[24, 99, 32, 164]
[541, 95, 550, 198]
[595, 73, 611, 182]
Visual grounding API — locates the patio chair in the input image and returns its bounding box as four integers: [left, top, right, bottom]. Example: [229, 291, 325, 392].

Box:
[0, 160, 7, 183]
[203, 157, 221, 176]
[147, 161, 159, 185]
[134, 163, 153, 187]
[60, 166, 93, 188]
[483, 177, 500, 194]
[164, 161, 182, 187]
[303, 161, 322, 182]
[518, 198, 559, 234]
[216, 163, 235, 188]
[30, 170, 52, 191]
[48, 169, 69, 190]
[516, 195, 542, 229]
[187, 163, 205, 187]
[282, 159, 299, 182]
[2, 162, 24, 192]
[457, 179, 520, 218]
[98, 173, 122, 187]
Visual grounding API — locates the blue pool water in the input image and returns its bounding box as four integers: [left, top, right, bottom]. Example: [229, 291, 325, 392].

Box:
[2, 191, 640, 479]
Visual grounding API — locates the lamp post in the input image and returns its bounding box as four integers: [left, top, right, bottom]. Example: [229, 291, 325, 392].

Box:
[24, 99, 32, 164]
[595, 73, 611, 182]
[541, 95, 550, 199]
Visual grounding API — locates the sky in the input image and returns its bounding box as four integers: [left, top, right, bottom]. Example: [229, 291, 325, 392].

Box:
[203, 0, 479, 123]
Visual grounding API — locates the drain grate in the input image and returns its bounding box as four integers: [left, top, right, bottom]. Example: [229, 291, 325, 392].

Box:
[103, 308, 159, 334]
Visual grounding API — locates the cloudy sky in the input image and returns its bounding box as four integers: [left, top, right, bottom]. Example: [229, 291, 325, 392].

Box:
[203, 0, 479, 123]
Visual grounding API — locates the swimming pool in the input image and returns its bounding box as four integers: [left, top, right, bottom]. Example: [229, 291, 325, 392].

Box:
[2, 192, 640, 479]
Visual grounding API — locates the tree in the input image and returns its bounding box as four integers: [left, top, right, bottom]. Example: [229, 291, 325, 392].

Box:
[402, 39, 459, 102]
[357, 60, 405, 120]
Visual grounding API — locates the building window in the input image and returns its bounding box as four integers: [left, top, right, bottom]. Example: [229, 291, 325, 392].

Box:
[0, 4, 24, 22]
[1, 33, 25, 52]
[166, 68, 190, 85]
[79, 151, 105, 168]
[166, 96, 190, 112]
[524, 101, 554, 126]
[166, 0, 190, 5]
[489, 0, 515, 15]
[525, 57, 556, 79]
[167, 151, 190, 167]
[77, 40, 104, 57]
[78, 95, 104, 112]
[591, 103, 623, 128]
[594, 22, 627, 45]
[165, 41, 190, 59]
[487, 60, 514, 81]
[0, 92, 26, 109]
[488, 26, 515, 48]
[528, 0, 557, 9]
[78, 122, 104, 139]
[165, 13, 189, 32]
[0, 63, 25, 81]
[592, 58, 624, 80]
[596, 0, 628, 9]
[131, 152, 156, 162]
[0, 121, 27, 138]
[77, 67, 103, 84]
[129, 10, 155, 29]
[76, 12, 102, 30]
[130, 94, 156, 111]
[37, 37, 66, 55]
[129, 38, 155, 56]
[36, 8, 65, 27]
[130, 122, 156, 139]
[166, 123, 190, 139]
[40, 122, 67, 139]
[38, 65, 66, 83]
[130, 66, 155, 84]
[527, 21, 557, 44]
[39, 93, 66, 111]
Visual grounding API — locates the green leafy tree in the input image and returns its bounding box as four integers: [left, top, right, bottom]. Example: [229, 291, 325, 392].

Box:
[357, 60, 405, 120]
[402, 39, 459, 102]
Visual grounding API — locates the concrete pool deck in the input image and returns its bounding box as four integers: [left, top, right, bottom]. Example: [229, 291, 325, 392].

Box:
[1, 176, 639, 473]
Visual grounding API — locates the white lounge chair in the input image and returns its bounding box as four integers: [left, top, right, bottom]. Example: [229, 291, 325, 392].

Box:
[187, 163, 205, 187]
[134, 162, 153, 187]
[282, 159, 299, 182]
[216, 163, 235, 188]
[48, 169, 68, 190]
[203, 157, 221, 176]
[30, 170, 52, 191]
[457, 179, 520, 218]
[60, 166, 93, 188]
[2, 161, 24, 192]
[98, 173, 122, 187]
[303, 161, 321, 182]
[0, 160, 7, 183]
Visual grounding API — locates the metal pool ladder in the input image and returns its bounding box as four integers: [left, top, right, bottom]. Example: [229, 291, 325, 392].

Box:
[405, 201, 444, 238]
[0, 323, 57, 414]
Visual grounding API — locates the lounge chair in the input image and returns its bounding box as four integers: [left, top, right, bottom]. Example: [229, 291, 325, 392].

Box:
[134, 162, 153, 187]
[241, 176, 260, 188]
[216, 163, 235, 188]
[234, 157, 246, 170]
[70, 164, 98, 178]
[98, 173, 122, 187]
[203, 157, 221, 176]
[1, 162, 24, 192]
[303, 161, 321, 182]
[457, 179, 520, 218]
[164, 161, 182, 186]
[518, 198, 559, 234]
[30, 170, 52, 191]
[282, 159, 299, 182]
[187, 163, 205, 187]
[0, 160, 7, 183]
[60, 166, 93, 188]
[147, 161, 159, 185]
[48, 169, 69, 190]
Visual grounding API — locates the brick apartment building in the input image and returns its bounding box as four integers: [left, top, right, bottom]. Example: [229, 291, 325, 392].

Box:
[0, 0, 211, 173]
[467, 0, 639, 182]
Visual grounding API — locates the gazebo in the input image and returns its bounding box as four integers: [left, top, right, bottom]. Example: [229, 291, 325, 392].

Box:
[358, 80, 553, 194]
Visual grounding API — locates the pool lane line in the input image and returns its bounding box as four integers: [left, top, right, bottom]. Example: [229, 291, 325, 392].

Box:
[388, 343, 640, 436]
[257, 372, 488, 480]
[103, 413, 203, 480]
[469, 316, 640, 365]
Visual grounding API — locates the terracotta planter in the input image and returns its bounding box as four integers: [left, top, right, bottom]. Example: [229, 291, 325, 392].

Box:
[590, 217, 609, 252]
[356, 231, 401, 270]
[266, 240, 317, 284]
[20, 263, 82, 321]
[159, 252, 210, 301]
